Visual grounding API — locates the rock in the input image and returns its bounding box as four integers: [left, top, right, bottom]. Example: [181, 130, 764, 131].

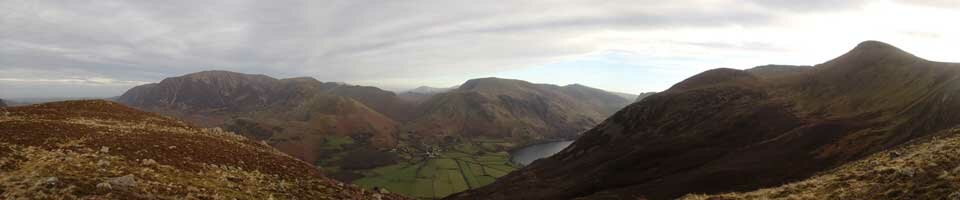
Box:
[890, 151, 902, 158]
[168, 146, 177, 150]
[226, 176, 242, 183]
[141, 159, 158, 166]
[96, 182, 112, 190]
[97, 159, 110, 167]
[378, 187, 389, 194]
[105, 174, 138, 189]
[36, 177, 59, 187]
[372, 193, 383, 200]
[100, 146, 110, 153]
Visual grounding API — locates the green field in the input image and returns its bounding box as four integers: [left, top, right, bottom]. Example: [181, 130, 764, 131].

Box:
[354, 141, 519, 199]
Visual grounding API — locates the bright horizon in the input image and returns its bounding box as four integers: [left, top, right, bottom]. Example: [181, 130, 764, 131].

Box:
[2, 0, 959, 98]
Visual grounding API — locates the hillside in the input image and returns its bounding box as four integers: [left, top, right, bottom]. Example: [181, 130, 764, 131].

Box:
[0, 100, 407, 199]
[683, 127, 960, 200]
[403, 78, 633, 144]
[446, 41, 960, 199]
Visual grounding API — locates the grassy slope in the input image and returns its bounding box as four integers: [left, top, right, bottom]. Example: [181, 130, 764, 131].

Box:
[0, 100, 408, 199]
[353, 140, 518, 199]
[683, 127, 960, 200]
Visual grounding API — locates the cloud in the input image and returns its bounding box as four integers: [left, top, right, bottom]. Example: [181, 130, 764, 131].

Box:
[0, 0, 955, 97]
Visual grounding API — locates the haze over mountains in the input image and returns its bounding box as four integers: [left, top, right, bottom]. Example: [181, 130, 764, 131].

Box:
[446, 41, 960, 199]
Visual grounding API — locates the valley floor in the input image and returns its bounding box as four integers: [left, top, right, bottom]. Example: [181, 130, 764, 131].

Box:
[320, 137, 521, 199]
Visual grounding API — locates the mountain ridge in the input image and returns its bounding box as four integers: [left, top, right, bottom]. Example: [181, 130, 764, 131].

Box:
[446, 40, 960, 200]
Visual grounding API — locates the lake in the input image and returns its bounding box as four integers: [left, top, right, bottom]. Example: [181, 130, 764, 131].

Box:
[509, 140, 574, 166]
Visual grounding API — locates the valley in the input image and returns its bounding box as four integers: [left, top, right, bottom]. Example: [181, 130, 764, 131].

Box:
[114, 72, 635, 198]
[352, 138, 518, 199]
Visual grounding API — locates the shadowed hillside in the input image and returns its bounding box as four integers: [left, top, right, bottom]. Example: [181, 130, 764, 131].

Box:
[0, 100, 407, 199]
[446, 41, 960, 200]
[683, 126, 960, 200]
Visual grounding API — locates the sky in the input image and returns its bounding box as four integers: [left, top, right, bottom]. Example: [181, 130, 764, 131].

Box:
[1, 0, 959, 98]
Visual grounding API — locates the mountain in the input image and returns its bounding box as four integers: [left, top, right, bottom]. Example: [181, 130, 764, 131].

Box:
[403, 78, 634, 144]
[446, 41, 960, 199]
[0, 100, 407, 199]
[118, 71, 406, 165]
[0, 99, 6, 107]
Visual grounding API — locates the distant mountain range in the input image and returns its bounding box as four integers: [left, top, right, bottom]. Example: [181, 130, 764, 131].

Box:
[447, 41, 960, 199]
[404, 85, 457, 95]
[0, 100, 407, 199]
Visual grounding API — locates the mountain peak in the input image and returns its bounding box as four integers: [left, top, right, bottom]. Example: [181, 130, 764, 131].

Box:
[850, 40, 910, 56]
[822, 41, 919, 67]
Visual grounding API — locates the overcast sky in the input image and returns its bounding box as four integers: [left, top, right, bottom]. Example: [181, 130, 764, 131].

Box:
[1, 0, 958, 98]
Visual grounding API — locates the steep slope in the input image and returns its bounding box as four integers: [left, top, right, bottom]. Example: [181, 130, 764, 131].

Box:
[225, 94, 400, 164]
[403, 78, 633, 144]
[447, 41, 960, 200]
[0, 100, 407, 199]
[683, 127, 960, 200]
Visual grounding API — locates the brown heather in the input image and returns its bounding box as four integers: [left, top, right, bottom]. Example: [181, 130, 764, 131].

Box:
[0, 100, 409, 200]
[683, 127, 960, 200]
